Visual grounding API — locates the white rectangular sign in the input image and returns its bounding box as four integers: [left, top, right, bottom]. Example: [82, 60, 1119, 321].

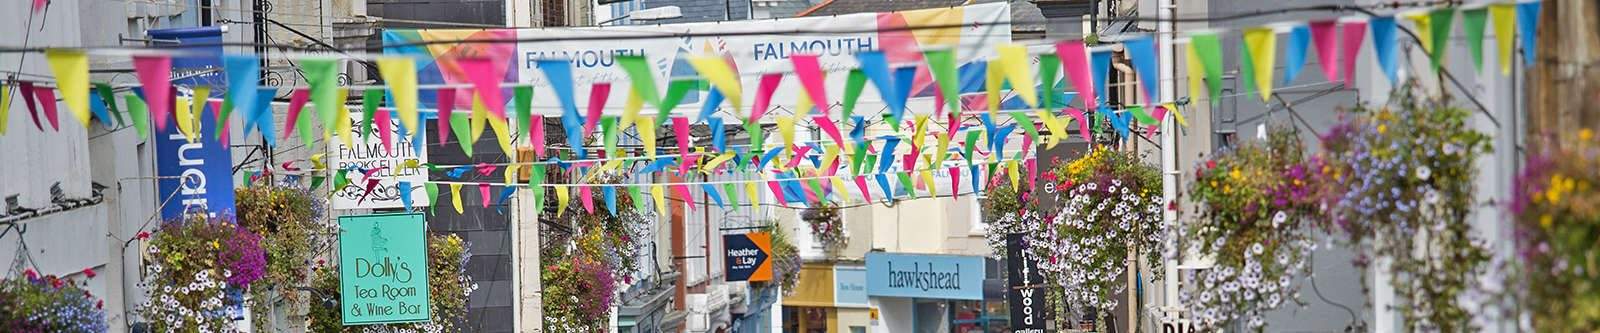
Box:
[329, 111, 430, 210]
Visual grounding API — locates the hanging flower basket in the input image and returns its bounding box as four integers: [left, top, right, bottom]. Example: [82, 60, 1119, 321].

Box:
[1317, 99, 1493, 331]
[801, 203, 847, 254]
[1511, 129, 1600, 332]
[306, 233, 477, 333]
[0, 269, 109, 332]
[138, 215, 266, 332]
[1028, 148, 1165, 324]
[233, 185, 334, 330]
[1180, 127, 1322, 331]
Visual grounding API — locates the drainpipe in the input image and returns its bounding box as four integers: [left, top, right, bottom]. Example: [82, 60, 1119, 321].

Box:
[1157, 0, 1179, 315]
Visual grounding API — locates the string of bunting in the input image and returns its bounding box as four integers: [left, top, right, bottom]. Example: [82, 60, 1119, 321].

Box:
[2, 1, 1545, 217]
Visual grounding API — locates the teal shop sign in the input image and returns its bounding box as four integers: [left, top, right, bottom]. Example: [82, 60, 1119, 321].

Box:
[865, 252, 985, 300]
[339, 213, 431, 325]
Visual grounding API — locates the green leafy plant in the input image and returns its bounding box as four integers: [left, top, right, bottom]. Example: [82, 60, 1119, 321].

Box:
[1180, 127, 1321, 330]
[234, 185, 334, 330]
[1317, 95, 1492, 331]
[762, 224, 803, 295]
[1510, 129, 1600, 331]
[306, 233, 476, 333]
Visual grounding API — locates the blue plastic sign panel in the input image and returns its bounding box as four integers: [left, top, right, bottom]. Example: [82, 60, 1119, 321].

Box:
[865, 252, 986, 300]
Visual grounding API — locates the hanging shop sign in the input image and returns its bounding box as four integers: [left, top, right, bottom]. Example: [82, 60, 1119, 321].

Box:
[833, 265, 869, 307]
[724, 232, 773, 282]
[152, 26, 235, 221]
[339, 213, 431, 325]
[1006, 234, 1048, 333]
[865, 252, 985, 300]
[1033, 142, 1090, 214]
[330, 111, 430, 210]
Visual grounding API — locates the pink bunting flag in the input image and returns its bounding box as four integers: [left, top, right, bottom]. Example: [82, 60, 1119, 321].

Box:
[436, 88, 457, 145]
[673, 184, 696, 211]
[1025, 158, 1038, 192]
[767, 180, 788, 204]
[902, 144, 920, 171]
[1056, 40, 1097, 110]
[813, 115, 846, 148]
[132, 55, 173, 131]
[376, 109, 394, 153]
[933, 89, 946, 117]
[456, 58, 506, 119]
[18, 82, 42, 131]
[671, 117, 691, 155]
[479, 183, 491, 208]
[530, 114, 546, 158]
[791, 54, 829, 113]
[283, 88, 310, 140]
[476, 163, 499, 176]
[208, 100, 226, 144]
[949, 167, 961, 201]
[584, 83, 611, 135]
[785, 145, 813, 169]
[32, 0, 46, 12]
[580, 186, 596, 213]
[360, 179, 381, 204]
[34, 88, 59, 131]
[1309, 20, 1341, 82]
[1340, 21, 1368, 87]
[1145, 106, 1167, 135]
[751, 73, 783, 121]
[1064, 108, 1092, 142]
[946, 113, 959, 140]
[853, 175, 873, 203]
[678, 153, 700, 176]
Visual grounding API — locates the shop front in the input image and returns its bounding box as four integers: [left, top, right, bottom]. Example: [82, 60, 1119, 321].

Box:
[866, 252, 1011, 333]
[782, 263, 872, 333]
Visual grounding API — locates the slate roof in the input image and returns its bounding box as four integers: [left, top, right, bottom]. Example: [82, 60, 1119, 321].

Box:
[797, 0, 1045, 33]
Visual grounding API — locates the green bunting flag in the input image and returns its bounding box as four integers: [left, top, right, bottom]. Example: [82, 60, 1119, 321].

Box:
[124, 94, 149, 140]
[723, 183, 740, 208]
[425, 182, 439, 215]
[362, 88, 383, 141]
[450, 113, 474, 156]
[1038, 54, 1061, 109]
[616, 55, 662, 107]
[923, 49, 960, 113]
[1191, 33, 1224, 105]
[530, 164, 546, 216]
[95, 83, 123, 126]
[299, 59, 341, 134]
[515, 86, 534, 135]
[1007, 111, 1040, 143]
[628, 186, 648, 213]
[1429, 8, 1457, 74]
[896, 171, 917, 199]
[1461, 7, 1489, 72]
[841, 69, 867, 121]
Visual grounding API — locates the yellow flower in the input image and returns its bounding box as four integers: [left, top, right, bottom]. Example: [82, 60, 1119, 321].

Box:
[211, 240, 221, 249]
[1540, 215, 1553, 229]
[1377, 124, 1387, 134]
[1582, 128, 1594, 141]
[1229, 169, 1242, 180]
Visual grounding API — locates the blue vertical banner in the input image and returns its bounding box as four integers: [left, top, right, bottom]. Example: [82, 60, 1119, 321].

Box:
[150, 26, 235, 221]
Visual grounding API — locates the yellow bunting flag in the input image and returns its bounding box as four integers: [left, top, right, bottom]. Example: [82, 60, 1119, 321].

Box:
[504, 164, 520, 186]
[175, 96, 197, 143]
[1490, 4, 1516, 75]
[450, 184, 465, 214]
[920, 170, 938, 198]
[822, 144, 840, 171]
[470, 95, 489, 143]
[311, 153, 327, 171]
[0, 84, 11, 135]
[1186, 45, 1208, 103]
[637, 118, 657, 158]
[831, 177, 853, 203]
[622, 89, 644, 129]
[44, 49, 91, 127]
[777, 116, 796, 166]
[933, 134, 951, 165]
[1243, 28, 1278, 102]
[744, 181, 760, 208]
[1006, 160, 1020, 190]
[996, 44, 1038, 108]
[1407, 12, 1433, 53]
[911, 115, 929, 148]
[795, 89, 814, 118]
[333, 88, 352, 146]
[375, 57, 420, 133]
[555, 185, 570, 216]
[651, 185, 668, 214]
[1036, 110, 1067, 149]
[487, 113, 515, 157]
[687, 56, 744, 112]
[703, 152, 737, 173]
[1164, 102, 1189, 127]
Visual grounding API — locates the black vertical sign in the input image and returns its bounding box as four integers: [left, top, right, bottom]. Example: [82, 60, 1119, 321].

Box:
[1007, 234, 1048, 332]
